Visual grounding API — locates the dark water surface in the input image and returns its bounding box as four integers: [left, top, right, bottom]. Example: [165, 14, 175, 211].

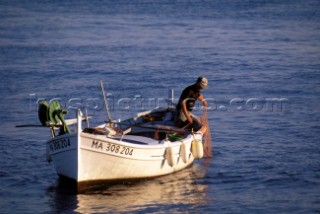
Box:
[1, 0, 320, 213]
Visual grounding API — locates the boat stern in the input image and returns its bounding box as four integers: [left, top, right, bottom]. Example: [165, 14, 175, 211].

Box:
[47, 133, 78, 181]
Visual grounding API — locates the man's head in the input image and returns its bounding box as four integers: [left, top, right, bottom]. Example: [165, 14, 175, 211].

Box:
[196, 76, 208, 89]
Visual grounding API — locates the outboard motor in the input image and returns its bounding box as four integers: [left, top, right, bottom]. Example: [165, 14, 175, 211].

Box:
[38, 100, 71, 136]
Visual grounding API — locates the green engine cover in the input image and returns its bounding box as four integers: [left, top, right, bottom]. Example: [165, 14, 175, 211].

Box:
[48, 100, 62, 125]
[38, 99, 71, 135]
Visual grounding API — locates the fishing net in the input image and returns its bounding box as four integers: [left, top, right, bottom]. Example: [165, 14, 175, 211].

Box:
[201, 108, 213, 158]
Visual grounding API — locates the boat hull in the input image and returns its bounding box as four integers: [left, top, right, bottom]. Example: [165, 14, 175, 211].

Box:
[47, 132, 199, 192]
[47, 133, 78, 180]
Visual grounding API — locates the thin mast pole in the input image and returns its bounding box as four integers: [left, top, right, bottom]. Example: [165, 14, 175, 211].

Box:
[100, 80, 112, 125]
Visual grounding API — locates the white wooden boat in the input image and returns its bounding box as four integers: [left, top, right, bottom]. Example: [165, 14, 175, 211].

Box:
[37, 88, 206, 192]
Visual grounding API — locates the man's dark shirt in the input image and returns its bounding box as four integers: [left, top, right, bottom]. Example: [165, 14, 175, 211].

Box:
[176, 84, 200, 112]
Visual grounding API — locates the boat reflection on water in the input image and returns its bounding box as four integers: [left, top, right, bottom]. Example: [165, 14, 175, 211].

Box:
[48, 161, 212, 213]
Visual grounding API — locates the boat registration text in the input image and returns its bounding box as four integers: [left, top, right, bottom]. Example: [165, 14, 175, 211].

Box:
[49, 138, 71, 151]
[91, 140, 134, 156]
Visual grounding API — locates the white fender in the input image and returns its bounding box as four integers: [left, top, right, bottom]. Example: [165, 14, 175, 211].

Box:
[191, 140, 204, 159]
[179, 142, 189, 163]
[165, 147, 176, 167]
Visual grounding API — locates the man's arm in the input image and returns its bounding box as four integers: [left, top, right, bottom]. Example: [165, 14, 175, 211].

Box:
[182, 99, 193, 124]
[198, 94, 208, 107]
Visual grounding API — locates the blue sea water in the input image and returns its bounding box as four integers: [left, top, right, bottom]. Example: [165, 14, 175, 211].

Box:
[1, 0, 320, 213]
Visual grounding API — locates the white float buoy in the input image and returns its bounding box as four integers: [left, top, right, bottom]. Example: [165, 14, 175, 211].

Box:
[191, 140, 204, 159]
[165, 147, 176, 167]
[179, 143, 189, 163]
